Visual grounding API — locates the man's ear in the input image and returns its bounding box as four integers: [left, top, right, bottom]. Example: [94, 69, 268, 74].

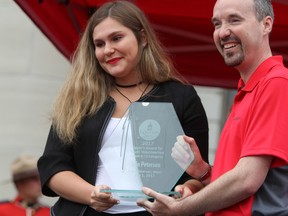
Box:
[263, 16, 273, 36]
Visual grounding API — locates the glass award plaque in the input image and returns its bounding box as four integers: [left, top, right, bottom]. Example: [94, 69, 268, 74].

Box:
[99, 102, 194, 200]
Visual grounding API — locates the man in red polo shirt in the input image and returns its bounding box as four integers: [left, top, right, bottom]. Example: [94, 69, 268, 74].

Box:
[137, 0, 288, 215]
[0, 155, 50, 216]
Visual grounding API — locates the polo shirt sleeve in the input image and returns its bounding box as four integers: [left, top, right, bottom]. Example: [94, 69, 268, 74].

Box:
[241, 76, 288, 167]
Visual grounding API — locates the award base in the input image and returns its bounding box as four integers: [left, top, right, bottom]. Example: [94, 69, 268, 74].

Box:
[100, 189, 181, 199]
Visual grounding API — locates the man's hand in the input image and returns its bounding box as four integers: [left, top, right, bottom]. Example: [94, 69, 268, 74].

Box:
[137, 187, 182, 216]
[173, 135, 208, 179]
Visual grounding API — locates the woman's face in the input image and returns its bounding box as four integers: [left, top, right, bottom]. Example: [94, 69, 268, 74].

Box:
[93, 17, 141, 82]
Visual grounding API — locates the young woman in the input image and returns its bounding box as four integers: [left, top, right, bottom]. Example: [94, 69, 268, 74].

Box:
[38, 1, 209, 216]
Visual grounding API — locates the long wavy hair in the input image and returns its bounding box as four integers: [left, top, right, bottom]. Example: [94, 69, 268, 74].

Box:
[51, 1, 184, 144]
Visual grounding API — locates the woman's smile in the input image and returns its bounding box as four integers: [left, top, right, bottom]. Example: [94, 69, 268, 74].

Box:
[106, 57, 122, 65]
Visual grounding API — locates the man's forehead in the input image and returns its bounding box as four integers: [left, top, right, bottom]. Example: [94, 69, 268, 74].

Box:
[212, 0, 254, 19]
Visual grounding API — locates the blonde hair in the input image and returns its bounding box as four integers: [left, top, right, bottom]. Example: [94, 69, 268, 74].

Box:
[52, 1, 184, 144]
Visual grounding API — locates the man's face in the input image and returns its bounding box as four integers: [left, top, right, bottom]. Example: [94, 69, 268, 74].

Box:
[16, 176, 42, 202]
[212, 0, 264, 69]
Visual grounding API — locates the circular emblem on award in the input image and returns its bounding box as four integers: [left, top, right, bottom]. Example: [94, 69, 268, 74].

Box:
[138, 119, 161, 141]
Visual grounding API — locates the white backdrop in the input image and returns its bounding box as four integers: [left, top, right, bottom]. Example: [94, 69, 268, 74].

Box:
[0, 0, 69, 206]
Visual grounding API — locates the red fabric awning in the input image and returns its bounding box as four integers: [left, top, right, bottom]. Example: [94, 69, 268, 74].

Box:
[14, 0, 288, 89]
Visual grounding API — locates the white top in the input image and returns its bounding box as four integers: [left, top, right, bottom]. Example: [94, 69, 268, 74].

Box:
[95, 117, 145, 214]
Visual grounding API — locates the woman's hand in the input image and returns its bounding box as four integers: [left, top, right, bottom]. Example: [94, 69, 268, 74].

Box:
[90, 185, 119, 212]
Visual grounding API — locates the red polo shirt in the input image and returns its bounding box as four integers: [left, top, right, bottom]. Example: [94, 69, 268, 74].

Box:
[207, 56, 288, 215]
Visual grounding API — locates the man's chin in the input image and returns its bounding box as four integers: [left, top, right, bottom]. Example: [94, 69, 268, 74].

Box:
[224, 56, 243, 67]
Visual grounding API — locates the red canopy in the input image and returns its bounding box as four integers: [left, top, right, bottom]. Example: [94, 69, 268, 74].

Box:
[15, 0, 288, 89]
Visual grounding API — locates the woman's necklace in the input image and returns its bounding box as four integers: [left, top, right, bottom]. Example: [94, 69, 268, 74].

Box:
[115, 81, 142, 88]
[115, 84, 149, 103]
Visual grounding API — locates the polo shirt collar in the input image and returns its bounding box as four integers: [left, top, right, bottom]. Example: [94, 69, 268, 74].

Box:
[237, 56, 283, 92]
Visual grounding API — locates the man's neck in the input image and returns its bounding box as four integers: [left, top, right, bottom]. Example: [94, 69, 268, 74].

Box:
[237, 52, 272, 84]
